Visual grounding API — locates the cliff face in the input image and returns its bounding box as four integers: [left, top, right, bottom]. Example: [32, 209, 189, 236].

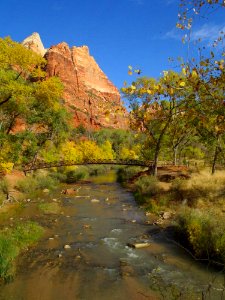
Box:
[22, 33, 128, 129]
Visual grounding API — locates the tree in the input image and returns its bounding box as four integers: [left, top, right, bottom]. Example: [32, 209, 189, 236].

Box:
[0, 37, 71, 170]
[175, 0, 225, 173]
[122, 71, 188, 175]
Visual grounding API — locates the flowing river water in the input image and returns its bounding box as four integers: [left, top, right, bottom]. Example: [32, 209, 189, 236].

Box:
[0, 171, 224, 300]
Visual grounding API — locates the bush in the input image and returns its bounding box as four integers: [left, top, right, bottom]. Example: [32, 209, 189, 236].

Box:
[135, 175, 160, 196]
[0, 191, 6, 206]
[0, 179, 10, 196]
[117, 167, 142, 183]
[176, 208, 225, 264]
[0, 222, 43, 280]
[16, 174, 59, 193]
[88, 165, 109, 176]
[35, 174, 58, 190]
[64, 167, 89, 183]
[16, 176, 38, 193]
[49, 171, 67, 183]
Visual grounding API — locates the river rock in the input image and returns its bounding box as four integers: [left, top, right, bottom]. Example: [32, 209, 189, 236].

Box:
[64, 244, 71, 249]
[161, 211, 172, 220]
[83, 224, 91, 229]
[61, 188, 76, 195]
[127, 243, 150, 249]
[91, 199, 100, 203]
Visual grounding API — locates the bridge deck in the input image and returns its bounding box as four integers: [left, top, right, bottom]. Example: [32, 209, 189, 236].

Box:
[23, 159, 154, 172]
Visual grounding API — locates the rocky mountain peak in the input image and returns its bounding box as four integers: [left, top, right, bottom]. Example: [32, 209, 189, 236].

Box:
[22, 33, 128, 129]
[22, 32, 46, 56]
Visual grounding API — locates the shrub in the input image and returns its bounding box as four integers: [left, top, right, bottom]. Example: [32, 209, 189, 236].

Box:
[0, 179, 10, 196]
[0, 191, 6, 206]
[16, 174, 59, 193]
[176, 208, 225, 264]
[16, 176, 38, 193]
[65, 167, 89, 183]
[88, 165, 109, 176]
[35, 174, 58, 190]
[49, 171, 67, 183]
[117, 167, 142, 183]
[134, 175, 160, 196]
[0, 162, 14, 174]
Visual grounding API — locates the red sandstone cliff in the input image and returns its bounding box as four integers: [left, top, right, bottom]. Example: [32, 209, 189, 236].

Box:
[22, 33, 128, 129]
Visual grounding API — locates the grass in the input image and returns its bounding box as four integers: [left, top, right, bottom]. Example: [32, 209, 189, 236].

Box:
[38, 202, 61, 214]
[171, 170, 225, 207]
[0, 221, 44, 281]
[16, 174, 59, 194]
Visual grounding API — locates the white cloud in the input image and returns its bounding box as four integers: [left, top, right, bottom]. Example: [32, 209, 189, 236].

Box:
[164, 28, 182, 40]
[164, 23, 225, 44]
[191, 23, 225, 42]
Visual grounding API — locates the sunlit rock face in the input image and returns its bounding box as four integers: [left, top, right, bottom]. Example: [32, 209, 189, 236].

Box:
[22, 32, 47, 56]
[23, 33, 128, 129]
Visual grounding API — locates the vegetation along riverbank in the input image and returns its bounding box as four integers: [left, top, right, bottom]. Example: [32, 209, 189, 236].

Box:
[117, 166, 225, 268]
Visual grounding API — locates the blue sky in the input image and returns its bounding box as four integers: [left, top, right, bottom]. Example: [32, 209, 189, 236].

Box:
[0, 0, 224, 91]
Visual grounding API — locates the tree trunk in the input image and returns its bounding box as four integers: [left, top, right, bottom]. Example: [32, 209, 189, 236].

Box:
[212, 145, 219, 175]
[152, 143, 160, 176]
[173, 146, 178, 166]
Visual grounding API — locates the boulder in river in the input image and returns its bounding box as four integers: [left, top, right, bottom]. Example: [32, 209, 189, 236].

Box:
[127, 243, 150, 249]
[61, 188, 76, 195]
[91, 199, 100, 203]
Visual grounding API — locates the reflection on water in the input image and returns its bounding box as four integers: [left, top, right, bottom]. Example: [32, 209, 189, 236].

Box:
[0, 171, 224, 300]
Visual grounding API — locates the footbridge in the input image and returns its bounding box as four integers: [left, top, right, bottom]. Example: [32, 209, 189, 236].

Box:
[23, 159, 153, 173]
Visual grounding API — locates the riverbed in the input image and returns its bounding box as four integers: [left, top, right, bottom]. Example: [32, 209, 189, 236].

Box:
[0, 171, 224, 300]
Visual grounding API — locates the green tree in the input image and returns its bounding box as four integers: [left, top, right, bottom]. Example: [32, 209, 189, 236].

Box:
[0, 37, 71, 170]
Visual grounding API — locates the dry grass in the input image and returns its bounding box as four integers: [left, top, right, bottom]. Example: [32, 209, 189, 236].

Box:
[171, 170, 225, 206]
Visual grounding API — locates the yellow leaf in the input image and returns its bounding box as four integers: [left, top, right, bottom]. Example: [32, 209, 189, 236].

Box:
[179, 81, 186, 87]
[128, 70, 132, 76]
[170, 88, 174, 95]
[191, 70, 198, 78]
[182, 68, 186, 75]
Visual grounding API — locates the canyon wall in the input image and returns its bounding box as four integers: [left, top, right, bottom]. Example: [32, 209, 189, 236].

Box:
[23, 33, 128, 129]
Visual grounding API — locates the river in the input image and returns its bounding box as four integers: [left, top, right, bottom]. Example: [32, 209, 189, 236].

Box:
[0, 171, 224, 300]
